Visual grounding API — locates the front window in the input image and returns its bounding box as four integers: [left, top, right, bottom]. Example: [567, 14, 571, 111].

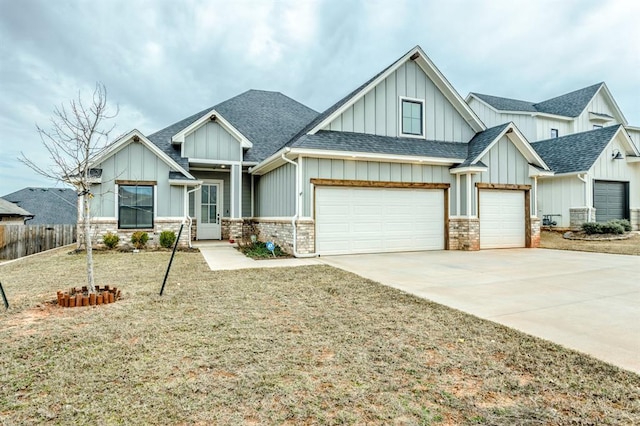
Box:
[401, 99, 424, 136]
[118, 185, 153, 229]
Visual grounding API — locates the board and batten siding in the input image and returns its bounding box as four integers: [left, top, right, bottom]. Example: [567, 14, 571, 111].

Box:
[535, 117, 571, 141]
[324, 61, 475, 142]
[91, 141, 184, 217]
[254, 163, 295, 217]
[627, 128, 640, 151]
[574, 91, 619, 133]
[191, 171, 229, 217]
[471, 136, 534, 216]
[302, 158, 455, 217]
[537, 176, 585, 228]
[590, 138, 640, 207]
[467, 98, 537, 141]
[183, 120, 242, 161]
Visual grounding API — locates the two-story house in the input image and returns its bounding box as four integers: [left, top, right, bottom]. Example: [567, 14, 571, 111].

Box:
[467, 84, 640, 230]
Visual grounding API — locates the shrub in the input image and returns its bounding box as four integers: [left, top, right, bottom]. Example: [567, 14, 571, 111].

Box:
[102, 232, 120, 249]
[239, 241, 285, 258]
[581, 222, 602, 235]
[611, 219, 632, 232]
[582, 220, 628, 235]
[601, 222, 625, 235]
[131, 231, 149, 249]
[159, 230, 177, 248]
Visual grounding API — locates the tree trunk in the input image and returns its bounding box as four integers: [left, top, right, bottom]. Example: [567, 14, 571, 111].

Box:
[83, 194, 95, 293]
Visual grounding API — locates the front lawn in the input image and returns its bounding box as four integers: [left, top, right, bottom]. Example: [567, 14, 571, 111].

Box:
[541, 229, 640, 255]
[1, 248, 639, 424]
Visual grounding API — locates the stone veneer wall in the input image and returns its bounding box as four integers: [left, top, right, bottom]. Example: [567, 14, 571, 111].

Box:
[448, 218, 480, 251]
[83, 218, 190, 249]
[247, 218, 315, 255]
[529, 217, 541, 248]
[630, 209, 640, 231]
[569, 207, 596, 230]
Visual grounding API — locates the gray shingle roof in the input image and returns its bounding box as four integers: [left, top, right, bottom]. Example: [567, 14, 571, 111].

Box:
[458, 123, 510, 167]
[472, 83, 604, 118]
[1, 187, 76, 224]
[531, 125, 621, 174]
[283, 46, 419, 151]
[290, 130, 468, 159]
[0, 197, 33, 218]
[147, 90, 319, 165]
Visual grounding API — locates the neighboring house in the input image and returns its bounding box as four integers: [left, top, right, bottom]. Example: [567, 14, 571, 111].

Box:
[2, 187, 77, 225]
[0, 197, 34, 224]
[85, 45, 551, 255]
[467, 84, 640, 229]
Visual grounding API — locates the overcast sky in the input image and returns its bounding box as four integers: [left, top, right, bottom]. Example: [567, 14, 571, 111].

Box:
[1, 0, 638, 196]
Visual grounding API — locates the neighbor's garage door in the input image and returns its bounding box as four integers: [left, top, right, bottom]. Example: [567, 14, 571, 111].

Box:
[594, 180, 628, 222]
[315, 187, 445, 255]
[479, 189, 525, 249]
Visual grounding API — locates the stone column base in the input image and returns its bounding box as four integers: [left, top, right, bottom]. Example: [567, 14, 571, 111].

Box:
[630, 209, 640, 231]
[448, 217, 480, 251]
[529, 217, 541, 248]
[570, 207, 596, 230]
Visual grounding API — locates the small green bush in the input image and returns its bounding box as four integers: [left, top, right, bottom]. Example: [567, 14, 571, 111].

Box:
[581, 222, 602, 235]
[131, 231, 149, 249]
[582, 220, 628, 235]
[611, 219, 632, 232]
[601, 222, 625, 235]
[159, 230, 177, 248]
[102, 232, 120, 249]
[239, 241, 285, 258]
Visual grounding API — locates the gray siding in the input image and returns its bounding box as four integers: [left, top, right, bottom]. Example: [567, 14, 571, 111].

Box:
[91, 140, 183, 217]
[302, 157, 455, 217]
[192, 171, 231, 217]
[242, 172, 252, 216]
[325, 61, 475, 142]
[183, 120, 242, 161]
[254, 163, 295, 217]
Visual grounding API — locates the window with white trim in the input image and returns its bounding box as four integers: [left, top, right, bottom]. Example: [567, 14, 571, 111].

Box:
[118, 185, 154, 229]
[550, 128, 559, 138]
[401, 99, 424, 136]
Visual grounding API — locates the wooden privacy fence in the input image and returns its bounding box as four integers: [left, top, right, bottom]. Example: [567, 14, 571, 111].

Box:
[0, 224, 77, 260]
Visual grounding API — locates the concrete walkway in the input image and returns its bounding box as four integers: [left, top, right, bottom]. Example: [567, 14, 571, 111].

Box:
[194, 241, 320, 270]
[321, 249, 640, 374]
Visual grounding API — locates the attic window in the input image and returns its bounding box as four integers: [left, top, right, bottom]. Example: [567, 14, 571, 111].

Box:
[400, 98, 424, 137]
[593, 125, 603, 130]
[550, 128, 559, 138]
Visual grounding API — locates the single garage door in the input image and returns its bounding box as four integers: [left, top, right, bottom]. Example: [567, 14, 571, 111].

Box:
[594, 181, 628, 222]
[479, 189, 525, 249]
[315, 186, 445, 255]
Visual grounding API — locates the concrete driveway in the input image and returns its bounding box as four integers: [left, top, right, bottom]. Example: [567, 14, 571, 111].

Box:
[321, 249, 640, 374]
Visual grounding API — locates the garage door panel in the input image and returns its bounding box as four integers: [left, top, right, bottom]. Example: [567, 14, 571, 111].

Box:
[480, 190, 525, 249]
[316, 187, 445, 255]
[594, 181, 627, 222]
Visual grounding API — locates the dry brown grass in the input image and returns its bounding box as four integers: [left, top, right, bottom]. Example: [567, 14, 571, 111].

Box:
[1, 247, 639, 424]
[540, 230, 640, 255]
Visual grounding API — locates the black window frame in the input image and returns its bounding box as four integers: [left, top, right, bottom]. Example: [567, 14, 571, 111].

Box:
[401, 99, 424, 136]
[118, 184, 154, 229]
[550, 128, 559, 138]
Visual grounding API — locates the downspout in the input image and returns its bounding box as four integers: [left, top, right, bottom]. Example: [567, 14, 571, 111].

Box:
[576, 174, 590, 221]
[281, 150, 317, 258]
[185, 185, 201, 249]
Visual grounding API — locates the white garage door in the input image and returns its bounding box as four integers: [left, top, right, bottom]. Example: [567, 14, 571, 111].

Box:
[479, 189, 525, 249]
[316, 186, 445, 255]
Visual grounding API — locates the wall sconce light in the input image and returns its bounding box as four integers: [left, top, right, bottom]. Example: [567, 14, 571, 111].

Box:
[612, 149, 624, 160]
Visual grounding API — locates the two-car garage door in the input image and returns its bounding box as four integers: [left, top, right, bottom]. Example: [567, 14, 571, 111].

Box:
[315, 186, 445, 255]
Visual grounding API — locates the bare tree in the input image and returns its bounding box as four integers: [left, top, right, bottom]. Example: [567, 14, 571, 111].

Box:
[20, 83, 118, 293]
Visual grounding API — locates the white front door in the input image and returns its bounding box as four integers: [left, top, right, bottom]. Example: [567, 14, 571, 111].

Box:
[197, 182, 222, 240]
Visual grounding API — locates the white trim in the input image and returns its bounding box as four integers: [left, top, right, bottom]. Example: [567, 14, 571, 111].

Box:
[90, 129, 195, 180]
[455, 173, 460, 216]
[398, 96, 426, 138]
[471, 123, 550, 170]
[250, 147, 464, 175]
[250, 174, 255, 217]
[155, 216, 187, 221]
[168, 179, 203, 186]
[308, 46, 485, 135]
[626, 156, 640, 163]
[528, 165, 554, 177]
[467, 173, 473, 218]
[450, 165, 488, 174]
[171, 109, 253, 148]
[188, 158, 242, 166]
[589, 112, 614, 123]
